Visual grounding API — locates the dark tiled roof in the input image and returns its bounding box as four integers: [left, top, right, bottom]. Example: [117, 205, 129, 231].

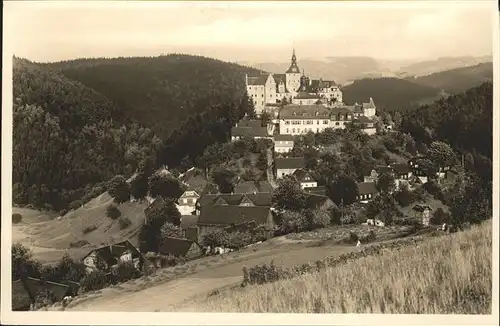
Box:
[330, 106, 353, 115]
[24, 277, 70, 303]
[234, 181, 273, 194]
[353, 115, 374, 124]
[224, 220, 258, 233]
[304, 186, 327, 196]
[12, 280, 33, 310]
[374, 166, 394, 175]
[247, 75, 268, 86]
[275, 157, 305, 170]
[145, 196, 166, 216]
[272, 73, 286, 84]
[159, 237, 199, 257]
[83, 240, 140, 266]
[197, 193, 273, 207]
[292, 168, 315, 183]
[198, 205, 271, 226]
[279, 104, 330, 119]
[357, 182, 378, 195]
[286, 62, 301, 74]
[305, 194, 336, 210]
[231, 126, 269, 138]
[413, 204, 433, 212]
[295, 92, 321, 100]
[180, 215, 199, 230]
[391, 163, 412, 174]
[274, 134, 295, 142]
[237, 119, 262, 128]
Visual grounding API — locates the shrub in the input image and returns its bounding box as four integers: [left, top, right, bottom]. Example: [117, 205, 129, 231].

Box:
[12, 213, 22, 224]
[226, 231, 255, 250]
[34, 289, 56, 309]
[43, 203, 54, 211]
[423, 180, 444, 200]
[118, 216, 132, 229]
[108, 175, 131, 203]
[68, 200, 83, 211]
[59, 209, 68, 216]
[159, 254, 186, 267]
[430, 208, 451, 225]
[69, 240, 90, 248]
[395, 185, 413, 207]
[349, 231, 359, 244]
[308, 209, 331, 230]
[106, 204, 121, 219]
[112, 261, 141, 282]
[81, 270, 109, 292]
[82, 225, 97, 234]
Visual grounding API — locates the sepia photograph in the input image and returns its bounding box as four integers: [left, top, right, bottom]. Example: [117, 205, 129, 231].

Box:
[1, 0, 498, 324]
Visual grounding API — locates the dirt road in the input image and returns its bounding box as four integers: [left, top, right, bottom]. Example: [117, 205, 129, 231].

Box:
[66, 240, 354, 312]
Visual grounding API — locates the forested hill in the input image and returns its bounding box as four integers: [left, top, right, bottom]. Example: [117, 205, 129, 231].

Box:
[408, 62, 493, 95]
[44, 54, 263, 140]
[340, 77, 442, 112]
[13, 57, 161, 211]
[401, 81, 492, 179]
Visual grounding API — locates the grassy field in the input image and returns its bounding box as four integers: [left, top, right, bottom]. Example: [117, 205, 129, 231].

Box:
[181, 220, 492, 314]
[12, 191, 149, 264]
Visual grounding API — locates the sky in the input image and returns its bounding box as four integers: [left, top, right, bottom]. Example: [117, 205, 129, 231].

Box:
[4, 1, 495, 63]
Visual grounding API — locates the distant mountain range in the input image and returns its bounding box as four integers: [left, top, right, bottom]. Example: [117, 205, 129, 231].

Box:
[240, 55, 492, 85]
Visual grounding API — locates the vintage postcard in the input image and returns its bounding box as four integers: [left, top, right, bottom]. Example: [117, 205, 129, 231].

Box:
[1, 0, 498, 325]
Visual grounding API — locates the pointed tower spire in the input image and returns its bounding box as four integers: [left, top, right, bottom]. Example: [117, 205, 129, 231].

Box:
[286, 48, 300, 74]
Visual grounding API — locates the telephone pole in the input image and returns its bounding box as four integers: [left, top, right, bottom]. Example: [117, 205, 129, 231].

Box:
[340, 197, 344, 226]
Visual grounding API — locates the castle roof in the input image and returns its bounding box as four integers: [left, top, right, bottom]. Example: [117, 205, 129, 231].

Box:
[247, 75, 268, 86]
[279, 104, 330, 119]
[295, 91, 321, 100]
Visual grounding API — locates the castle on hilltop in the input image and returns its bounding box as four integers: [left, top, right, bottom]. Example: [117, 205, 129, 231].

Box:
[245, 50, 343, 115]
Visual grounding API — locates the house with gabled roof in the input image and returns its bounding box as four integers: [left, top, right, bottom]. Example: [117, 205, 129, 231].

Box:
[275, 157, 305, 178]
[350, 115, 377, 135]
[304, 185, 327, 196]
[197, 205, 275, 244]
[82, 240, 142, 274]
[233, 180, 273, 194]
[413, 204, 433, 226]
[292, 168, 318, 189]
[196, 192, 273, 213]
[176, 188, 200, 215]
[305, 194, 337, 212]
[23, 277, 72, 307]
[158, 237, 203, 260]
[274, 134, 295, 153]
[356, 182, 378, 203]
[231, 119, 274, 141]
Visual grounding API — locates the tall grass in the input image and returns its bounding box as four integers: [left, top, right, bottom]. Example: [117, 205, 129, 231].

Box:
[189, 220, 492, 314]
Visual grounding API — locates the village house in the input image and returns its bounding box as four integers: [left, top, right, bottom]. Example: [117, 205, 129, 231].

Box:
[158, 237, 203, 260]
[363, 165, 395, 183]
[195, 192, 273, 215]
[305, 193, 337, 212]
[275, 157, 306, 178]
[180, 215, 199, 242]
[329, 106, 354, 130]
[82, 240, 142, 274]
[176, 188, 200, 215]
[233, 180, 273, 194]
[231, 119, 274, 141]
[408, 155, 451, 182]
[364, 219, 385, 227]
[197, 205, 275, 245]
[413, 204, 433, 226]
[356, 182, 378, 203]
[391, 163, 413, 189]
[292, 168, 318, 189]
[274, 134, 295, 153]
[350, 115, 377, 135]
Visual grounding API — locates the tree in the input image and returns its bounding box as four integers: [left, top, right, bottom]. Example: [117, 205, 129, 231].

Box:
[12, 243, 41, 280]
[260, 111, 272, 127]
[307, 209, 331, 229]
[148, 172, 184, 200]
[376, 172, 396, 194]
[393, 111, 402, 129]
[415, 158, 438, 178]
[107, 175, 130, 203]
[277, 209, 309, 234]
[106, 204, 121, 219]
[272, 175, 307, 211]
[130, 172, 149, 200]
[450, 176, 491, 225]
[394, 184, 413, 207]
[326, 174, 358, 206]
[365, 194, 401, 226]
[200, 229, 229, 249]
[211, 168, 236, 194]
[160, 222, 183, 239]
[428, 141, 455, 168]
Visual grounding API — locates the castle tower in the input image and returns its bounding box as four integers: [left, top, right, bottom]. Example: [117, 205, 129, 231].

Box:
[285, 49, 301, 94]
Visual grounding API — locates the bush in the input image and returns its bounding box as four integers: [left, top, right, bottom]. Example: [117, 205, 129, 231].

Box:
[68, 200, 83, 211]
[34, 289, 56, 309]
[226, 231, 255, 250]
[82, 225, 97, 234]
[12, 213, 22, 224]
[430, 208, 451, 225]
[348, 231, 359, 244]
[81, 270, 110, 292]
[159, 254, 186, 267]
[69, 240, 90, 248]
[118, 216, 132, 229]
[112, 261, 141, 282]
[308, 209, 331, 230]
[106, 204, 121, 219]
[43, 203, 54, 211]
[59, 209, 68, 216]
[395, 185, 413, 207]
[423, 180, 444, 200]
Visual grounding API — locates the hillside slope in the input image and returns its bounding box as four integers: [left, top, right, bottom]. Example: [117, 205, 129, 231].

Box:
[409, 62, 493, 95]
[180, 221, 492, 314]
[12, 58, 159, 210]
[45, 55, 262, 140]
[396, 55, 492, 77]
[340, 77, 442, 111]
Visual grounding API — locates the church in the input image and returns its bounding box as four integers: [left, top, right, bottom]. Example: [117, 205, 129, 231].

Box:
[245, 50, 343, 115]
